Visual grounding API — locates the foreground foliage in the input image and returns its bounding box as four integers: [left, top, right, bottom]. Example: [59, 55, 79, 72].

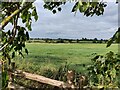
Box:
[88, 51, 120, 88]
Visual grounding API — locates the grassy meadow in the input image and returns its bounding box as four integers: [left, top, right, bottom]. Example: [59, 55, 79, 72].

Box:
[13, 43, 118, 76]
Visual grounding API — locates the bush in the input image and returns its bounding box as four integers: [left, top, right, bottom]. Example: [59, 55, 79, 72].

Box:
[87, 51, 120, 88]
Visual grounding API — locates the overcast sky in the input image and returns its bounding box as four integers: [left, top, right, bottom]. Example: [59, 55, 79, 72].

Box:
[5, 1, 118, 39]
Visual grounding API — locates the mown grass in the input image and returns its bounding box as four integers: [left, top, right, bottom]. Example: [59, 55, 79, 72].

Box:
[13, 43, 118, 75]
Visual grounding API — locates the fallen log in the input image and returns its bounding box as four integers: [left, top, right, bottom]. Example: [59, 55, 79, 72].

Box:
[10, 70, 71, 89]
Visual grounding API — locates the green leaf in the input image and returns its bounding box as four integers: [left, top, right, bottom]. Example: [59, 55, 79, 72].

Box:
[21, 27, 26, 31]
[26, 31, 29, 40]
[28, 24, 32, 31]
[25, 48, 28, 55]
[22, 43, 25, 47]
[7, 54, 11, 65]
[107, 29, 120, 47]
[32, 8, 38, 21]
[115, 31, 120, 43]
[26, 22, 32, 31]
[110, 68, 116, 78]
[91, 2, 98, 7]
[17, 44, 22, 50]
[106, 38, 113, 47]
[52, 9, 56, 14]
[19, 52, 24, 58]
[72, 2, 79, 12]
[32, 9, 36, 16]
[7, 30, 11, 36]
[12, 52, 15, 58]
[58, 7, 61, 11]
[2, 70, 8, 88]
[82, 2, 88, 11]
[34, 15, 38, 21]
[27, 13, 31, 20]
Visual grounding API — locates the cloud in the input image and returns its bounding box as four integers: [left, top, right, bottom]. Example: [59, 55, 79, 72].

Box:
[4, 1, 118, 39]
[31, 2, 118, 39]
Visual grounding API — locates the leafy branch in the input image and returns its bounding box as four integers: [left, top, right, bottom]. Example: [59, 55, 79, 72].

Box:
[0, 2, 33, 30]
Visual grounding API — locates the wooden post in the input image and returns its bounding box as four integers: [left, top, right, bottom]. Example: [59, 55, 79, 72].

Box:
[9, 62, 15, 82]
[0, 60, 2, 73]
[11, 62, 15, 71]
[11, 62, 15, 82]
[78, 75, 88, 89]
[0, 60, 1, 89]
[66, 70, 75, 89]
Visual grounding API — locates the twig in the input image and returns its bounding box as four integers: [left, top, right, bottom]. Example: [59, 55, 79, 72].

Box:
[0, 43, 8, 51]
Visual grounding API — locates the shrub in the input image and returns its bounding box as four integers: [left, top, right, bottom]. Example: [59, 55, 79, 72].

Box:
[87, 51, 120, 88]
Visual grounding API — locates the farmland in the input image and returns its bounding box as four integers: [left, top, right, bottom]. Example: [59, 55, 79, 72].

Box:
[13, 43, 118, 75]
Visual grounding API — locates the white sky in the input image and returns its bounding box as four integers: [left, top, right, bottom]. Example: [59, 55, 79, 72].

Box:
[5, 1, 118, 39]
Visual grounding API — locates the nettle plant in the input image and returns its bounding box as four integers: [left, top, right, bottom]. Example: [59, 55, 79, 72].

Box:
[88, 51, 120, 88]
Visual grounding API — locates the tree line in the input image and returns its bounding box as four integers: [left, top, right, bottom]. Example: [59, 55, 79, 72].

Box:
[28, 38, 108, 43]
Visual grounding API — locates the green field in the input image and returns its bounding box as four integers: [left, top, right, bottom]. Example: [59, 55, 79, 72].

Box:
[13, 43, 118, 75]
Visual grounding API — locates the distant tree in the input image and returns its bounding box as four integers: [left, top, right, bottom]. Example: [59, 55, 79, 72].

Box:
[68, 39, 72, 43]
[81, 38, 84, 41]
[77, 39, 79, 43]
[104, 39, 108, 43]
[92, 38, 98, 43]
[100, 39, 103, 43]
[45, 39, 49, 43]
[57, 38, 64, 43]
[97, 40, 102, 43]
[84, 38, 87, 41]
[94, 38, 98, 41]
[92, 40, 96, 43]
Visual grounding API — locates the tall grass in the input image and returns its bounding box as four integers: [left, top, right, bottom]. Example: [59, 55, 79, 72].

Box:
[13, 43, 118, 75]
